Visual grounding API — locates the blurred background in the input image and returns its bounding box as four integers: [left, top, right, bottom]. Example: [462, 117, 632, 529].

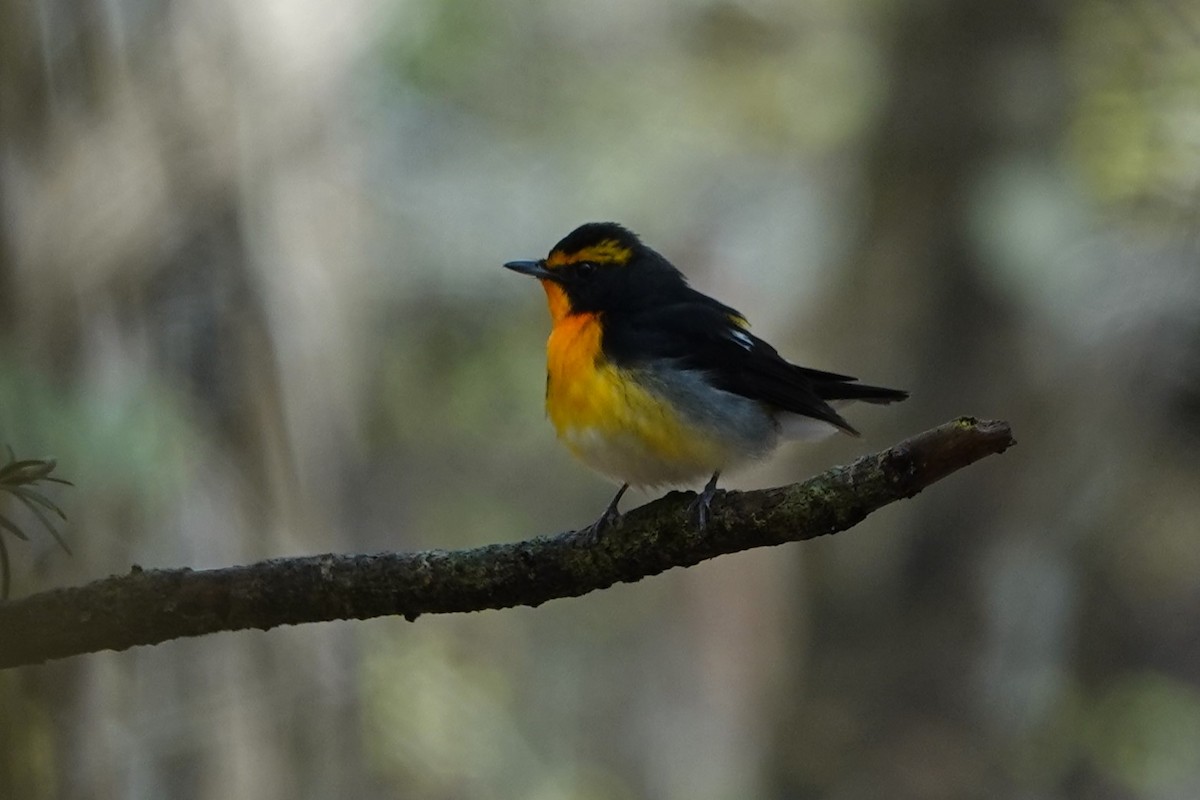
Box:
[1, 0, 1199, 798]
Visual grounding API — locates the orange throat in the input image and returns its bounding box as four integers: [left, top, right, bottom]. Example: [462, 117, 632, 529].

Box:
[540, 279, 572, 323]
[540, 281, 606, 440]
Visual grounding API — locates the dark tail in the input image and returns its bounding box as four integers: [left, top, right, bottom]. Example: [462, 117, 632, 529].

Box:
[771, 365, 908, 437]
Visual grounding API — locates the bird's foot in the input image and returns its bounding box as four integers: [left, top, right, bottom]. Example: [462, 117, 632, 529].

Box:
[687, 472, 721, 530]
[578, 483, 629, 543]
[580, 506, 621, 543]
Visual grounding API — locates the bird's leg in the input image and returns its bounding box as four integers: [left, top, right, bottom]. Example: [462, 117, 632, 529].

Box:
[580, 483, 629, 541]
[688, 471, 721, 529]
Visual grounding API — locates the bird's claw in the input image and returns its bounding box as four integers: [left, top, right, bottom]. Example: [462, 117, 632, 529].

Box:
[578, 483, 629, 543]
[687, 494, 714, 529]
[688, 471, 722, 530]
[579, 505, 622, 543]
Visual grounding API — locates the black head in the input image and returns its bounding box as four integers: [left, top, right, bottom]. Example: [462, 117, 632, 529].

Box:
[503, 222, 689, 317]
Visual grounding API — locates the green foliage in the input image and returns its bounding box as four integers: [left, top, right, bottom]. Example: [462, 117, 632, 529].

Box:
[1085, 671, 1200, 796]
[0, 447, 72, 599]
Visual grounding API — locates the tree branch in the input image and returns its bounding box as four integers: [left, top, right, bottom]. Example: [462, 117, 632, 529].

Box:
[0, 417, 1013, 669]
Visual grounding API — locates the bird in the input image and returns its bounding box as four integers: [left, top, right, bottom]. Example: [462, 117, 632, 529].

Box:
[503, 222, 907, 535]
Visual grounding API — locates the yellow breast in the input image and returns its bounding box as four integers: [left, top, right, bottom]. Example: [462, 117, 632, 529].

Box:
[543, 310, 730, 486]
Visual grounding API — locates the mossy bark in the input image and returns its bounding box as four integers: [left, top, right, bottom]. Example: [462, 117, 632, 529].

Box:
[0, 417, 1013, 669]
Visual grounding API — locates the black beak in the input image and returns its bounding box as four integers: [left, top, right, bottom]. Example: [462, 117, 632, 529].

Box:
[503, 259, 558, 281]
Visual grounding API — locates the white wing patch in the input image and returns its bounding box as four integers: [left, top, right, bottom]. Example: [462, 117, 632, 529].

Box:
[729, 329, 754, 350]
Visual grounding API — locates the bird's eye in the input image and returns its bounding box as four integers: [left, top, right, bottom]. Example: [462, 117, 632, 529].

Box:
[576, 261, 597, 277]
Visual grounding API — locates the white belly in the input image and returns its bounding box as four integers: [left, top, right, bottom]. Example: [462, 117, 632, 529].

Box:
[561, 425, 722, 487]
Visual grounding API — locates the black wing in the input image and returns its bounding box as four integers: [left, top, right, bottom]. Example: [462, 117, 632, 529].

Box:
[602, 301, 907, 435]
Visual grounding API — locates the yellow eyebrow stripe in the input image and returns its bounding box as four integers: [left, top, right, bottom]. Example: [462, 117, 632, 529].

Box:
[546, 240, 632, 268]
